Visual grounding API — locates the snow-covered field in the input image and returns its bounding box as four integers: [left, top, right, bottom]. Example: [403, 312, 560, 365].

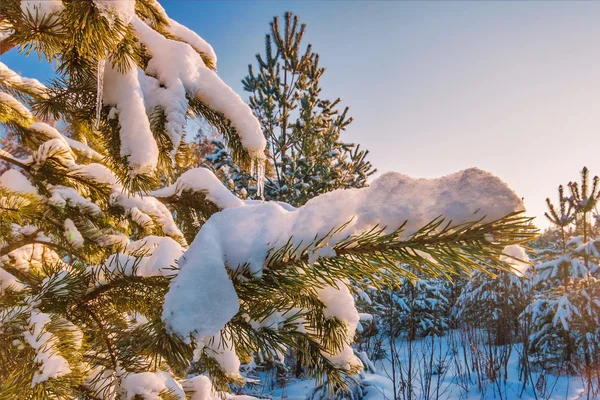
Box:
[247, 333, 589, 400]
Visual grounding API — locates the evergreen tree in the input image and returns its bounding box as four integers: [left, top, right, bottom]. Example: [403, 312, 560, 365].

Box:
[522, 168, 600, 376]
[205, 12, 376, 206]
[0, 1, 535, 398]
[454, 267, 532, 345]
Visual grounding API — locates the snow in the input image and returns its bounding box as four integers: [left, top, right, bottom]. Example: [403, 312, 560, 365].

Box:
[93, 0, 136, 24]
[94, 236, 184, 282]
[0, 62, 48, 97]
[202, 334, 242, 379]
[163, 168, 525, 353]
[72, 163, 120, 188]
[151, 167, 244, 209]
[48, 185, 103, 217]
[0, 92, 33, 120]
[144, 0, 217, 65]
[63, 219, 84, 248]
[110, 192, 184, 239]
[120, 371, 185, 400]
[0, 169, 38, 195]
[137, 71, 188, 157]
[184, 375, 216, 400]
[0, 267, 25, 294]
[0, 242, 62, 272]
[500, 244, 530, 276]
[20, 1, 64, 22]
[23, 310, 71, 387]
[163, 221, 239, 339]
[315, 280, 362, 368]
[167, 18, 217, 66]
[183, 375, 257, 400]
[102, 62, 158, 175]
[132, 16, 265, 159]
[28, 122, 100, 162]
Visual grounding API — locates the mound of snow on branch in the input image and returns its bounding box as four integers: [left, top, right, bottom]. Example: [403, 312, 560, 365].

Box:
[163, 168, 525, 344]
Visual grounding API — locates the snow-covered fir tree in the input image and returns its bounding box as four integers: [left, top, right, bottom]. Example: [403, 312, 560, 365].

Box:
[205, 12, 376, 206]
[454, 265, 532, 345]
[358, 275, 453, 345]
[0, 1, 536, 398]
[522, 168, 600, 378]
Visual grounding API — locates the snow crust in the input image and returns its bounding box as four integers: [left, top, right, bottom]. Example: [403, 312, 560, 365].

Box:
[151, 167, 244, 209]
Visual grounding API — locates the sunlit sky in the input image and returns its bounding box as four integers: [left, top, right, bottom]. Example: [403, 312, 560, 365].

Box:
[3, 1, 600, 229]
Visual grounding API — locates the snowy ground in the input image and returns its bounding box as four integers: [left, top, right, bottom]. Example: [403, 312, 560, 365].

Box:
[247, 332, 590, 400]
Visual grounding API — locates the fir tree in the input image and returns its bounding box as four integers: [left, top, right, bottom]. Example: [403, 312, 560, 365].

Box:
[454, 267, 532, 345]
[0, 1, 535, 398]
[205, 12, 376, 206]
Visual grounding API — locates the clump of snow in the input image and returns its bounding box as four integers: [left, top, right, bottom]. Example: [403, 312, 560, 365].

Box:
[202, 334, 242, 379]
[163, 168, 525, 347]
[48, 185, 103, 217]
[315, 280, 362, 369]
[0, 92, 33, 120]
[110, 192, 184, 240]
[94, 0, 135, 25]
[167, 18, 217, 66]
[23, 310, 71, 387]
[102, 63, 158, 175]
[120, 371, 185, 400]
[132, 16, 265, 159]
[84, 367, 118, 399]
[0, 242, 62, 272]
[500, 244, 530, 276]
[184, 375, 215, 400]
[0, 169, 38, 195]
[141, 0, 217, 66]
[0, 267, 25, 295]
[163, 221, 239, 339]
[64, 219, 84, 248]
[151, 167, 244, 209]
[93, 236, 184, 283]
[0, 62, 48, 98]
[72, 163, 120, 188]
[20, 1, 64, 22]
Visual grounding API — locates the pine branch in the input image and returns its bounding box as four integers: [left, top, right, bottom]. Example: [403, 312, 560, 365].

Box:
[0, 34, 17, 55]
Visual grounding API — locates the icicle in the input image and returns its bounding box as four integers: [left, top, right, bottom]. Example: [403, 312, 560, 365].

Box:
[94, 58, 106, 130]
[256, 160, 265, 201]
[250, 157, 265, 201]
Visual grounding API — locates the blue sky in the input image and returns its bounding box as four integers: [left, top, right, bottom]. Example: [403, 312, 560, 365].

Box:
[3, 1, 600, 228]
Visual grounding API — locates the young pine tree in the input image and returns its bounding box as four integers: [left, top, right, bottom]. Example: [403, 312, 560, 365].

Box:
[453, 266, 532, 345]
[205, 12, 376, 206]
[0, 1, 535, 399]
[523, 168, 600, 377]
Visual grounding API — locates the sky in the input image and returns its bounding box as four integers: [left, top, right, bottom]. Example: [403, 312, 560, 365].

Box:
[3, 1, 600, 229]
